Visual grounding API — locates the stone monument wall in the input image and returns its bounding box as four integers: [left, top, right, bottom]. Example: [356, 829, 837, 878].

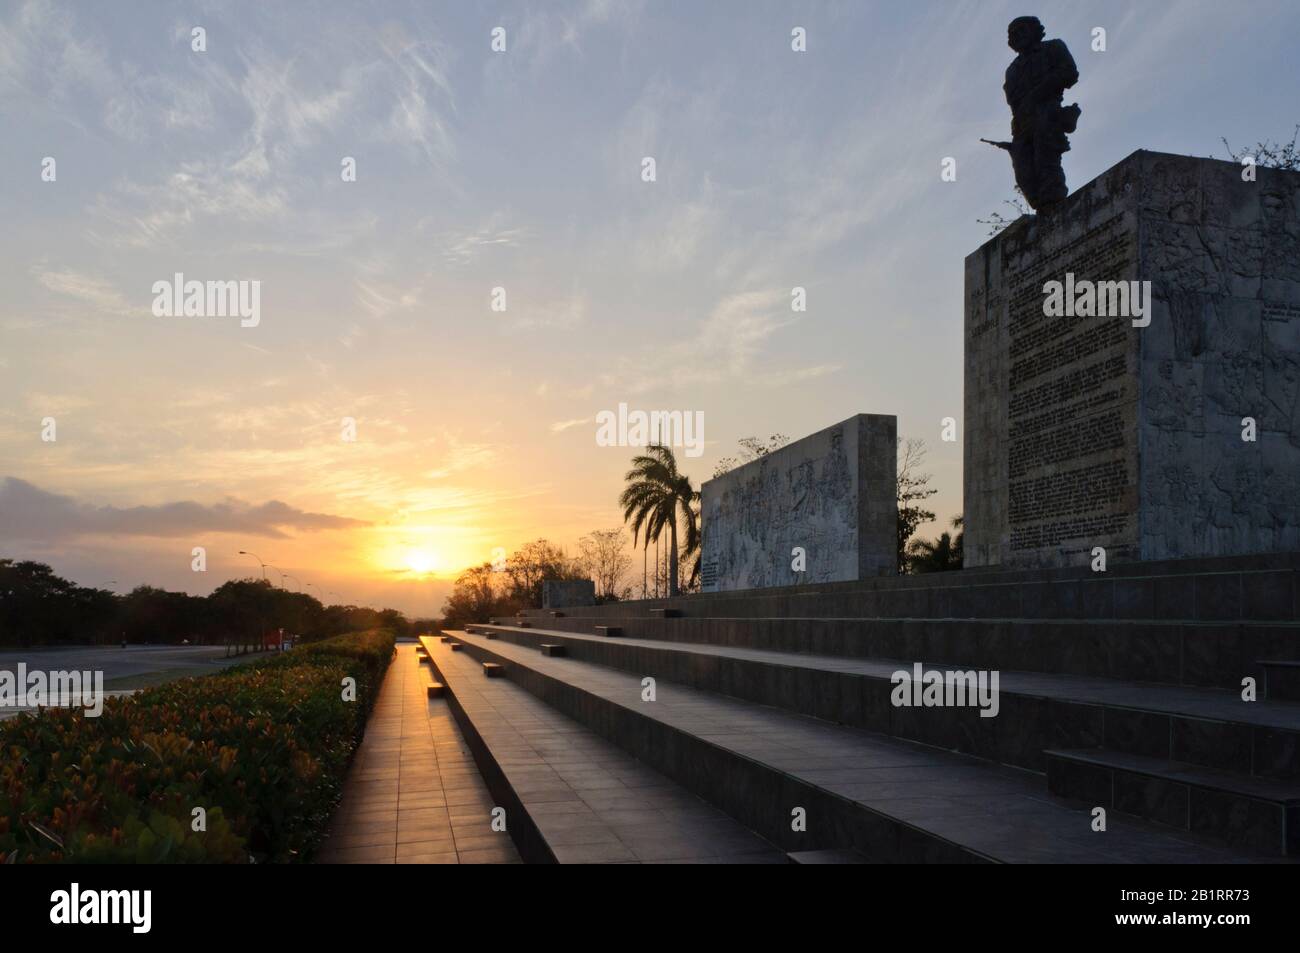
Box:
[965, 150, 1300, 568]
[542, 579, 595, 609]
[700, 414, 896, 592]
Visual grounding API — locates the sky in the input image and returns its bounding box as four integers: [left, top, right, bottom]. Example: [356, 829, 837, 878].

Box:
[1, 0, 1297, 616]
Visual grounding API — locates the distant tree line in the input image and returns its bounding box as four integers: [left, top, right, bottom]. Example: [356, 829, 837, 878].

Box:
[0, 559, 415, 649]
[441, 535, 632, 630]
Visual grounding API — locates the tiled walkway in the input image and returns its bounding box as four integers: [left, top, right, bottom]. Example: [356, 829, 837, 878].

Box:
[316, 644, 521, 864]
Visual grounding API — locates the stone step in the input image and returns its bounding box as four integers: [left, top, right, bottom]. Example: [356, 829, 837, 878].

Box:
[472, 623, 1300, 780]
[426, 680, 445, 699]
[516, 555, 1298, 625]
[1045, 748, 1300, 856]
[483, 661, 504, 677]
[649, 608, 681, 618]
[786, 849, 870, 864]
[416, 635, 784, 863]
[1260, 661, 1300, 702]
[501, 615, 1298, 691]
[594, 625, 623, 637]
[539, 644, 567, 657]
[443, 630, 1259, 864]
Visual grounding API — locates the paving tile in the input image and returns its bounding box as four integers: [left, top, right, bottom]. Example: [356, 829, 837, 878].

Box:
[315, 844, 395, 864]
[316, 644, 521, 865]
[396, 850, 459, 864]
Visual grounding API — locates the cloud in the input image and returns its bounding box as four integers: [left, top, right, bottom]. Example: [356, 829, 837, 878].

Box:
[513, 0, 642, 68]
[602, 288, 793, 394]
[31, 266, 137, 318]
[76, 14, 457, 249]
[437, 225, 527, 266]
[0, 0, 114, 108]
[550, 417, 591, 433]
[0, 477, 368, 541]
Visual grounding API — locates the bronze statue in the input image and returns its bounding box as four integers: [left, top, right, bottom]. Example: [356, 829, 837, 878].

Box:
[982, 16, 1080, 212]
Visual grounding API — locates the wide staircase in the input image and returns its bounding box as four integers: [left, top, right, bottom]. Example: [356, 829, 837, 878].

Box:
[422, 552, 1300, 863]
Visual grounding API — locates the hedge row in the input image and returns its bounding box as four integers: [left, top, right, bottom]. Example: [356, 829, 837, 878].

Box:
[0, 628, 395, 863]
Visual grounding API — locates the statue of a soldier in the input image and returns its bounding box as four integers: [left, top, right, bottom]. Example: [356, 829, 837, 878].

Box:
[983, 17, 1080, 212]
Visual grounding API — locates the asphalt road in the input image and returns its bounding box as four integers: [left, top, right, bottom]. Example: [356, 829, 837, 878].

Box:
[0, 644, 253, 720]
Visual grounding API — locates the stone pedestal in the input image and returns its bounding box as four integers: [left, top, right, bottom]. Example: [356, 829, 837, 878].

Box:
[964, 150, 1300, 568]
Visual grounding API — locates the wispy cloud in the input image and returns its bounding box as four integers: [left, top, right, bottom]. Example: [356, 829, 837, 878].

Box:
[550, 417, 591, 433]
[31, 266, 137, 318]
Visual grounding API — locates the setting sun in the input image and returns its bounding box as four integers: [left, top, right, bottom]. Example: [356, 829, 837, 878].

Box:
[405, 550, 439, 575]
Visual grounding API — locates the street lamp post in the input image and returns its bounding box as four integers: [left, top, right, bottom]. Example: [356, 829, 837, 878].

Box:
[238, 551, 275, 655]
[237, 550, 268, 581]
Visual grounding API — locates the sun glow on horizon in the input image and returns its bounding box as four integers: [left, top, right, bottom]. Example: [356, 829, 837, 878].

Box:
[404, 549, 440, 575]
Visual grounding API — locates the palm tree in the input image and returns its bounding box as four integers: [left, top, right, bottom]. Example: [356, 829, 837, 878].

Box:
[906, 515, 964, 573]
[620, 445, 699, 597]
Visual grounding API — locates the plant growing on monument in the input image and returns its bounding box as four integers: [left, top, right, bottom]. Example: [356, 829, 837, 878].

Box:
[620, 445, 699, 598]
[712, 434, 790, 478]
[897, 437, 938, 574]
[1221, 124, 1300, 171]
[976, 192, 1030, 237]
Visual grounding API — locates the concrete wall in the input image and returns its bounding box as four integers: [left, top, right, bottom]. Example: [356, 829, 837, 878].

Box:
[965, 150, 1300, 568]
[542, 579, 595, 609]
[700, 414, 896, 592]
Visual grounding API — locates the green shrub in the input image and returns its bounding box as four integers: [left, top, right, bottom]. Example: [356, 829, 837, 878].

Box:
[0, 628, 395, 863]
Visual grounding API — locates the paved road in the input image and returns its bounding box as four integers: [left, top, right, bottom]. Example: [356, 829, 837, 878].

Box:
[0, 644, 252, 720]
[0, 644, 244, 682]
